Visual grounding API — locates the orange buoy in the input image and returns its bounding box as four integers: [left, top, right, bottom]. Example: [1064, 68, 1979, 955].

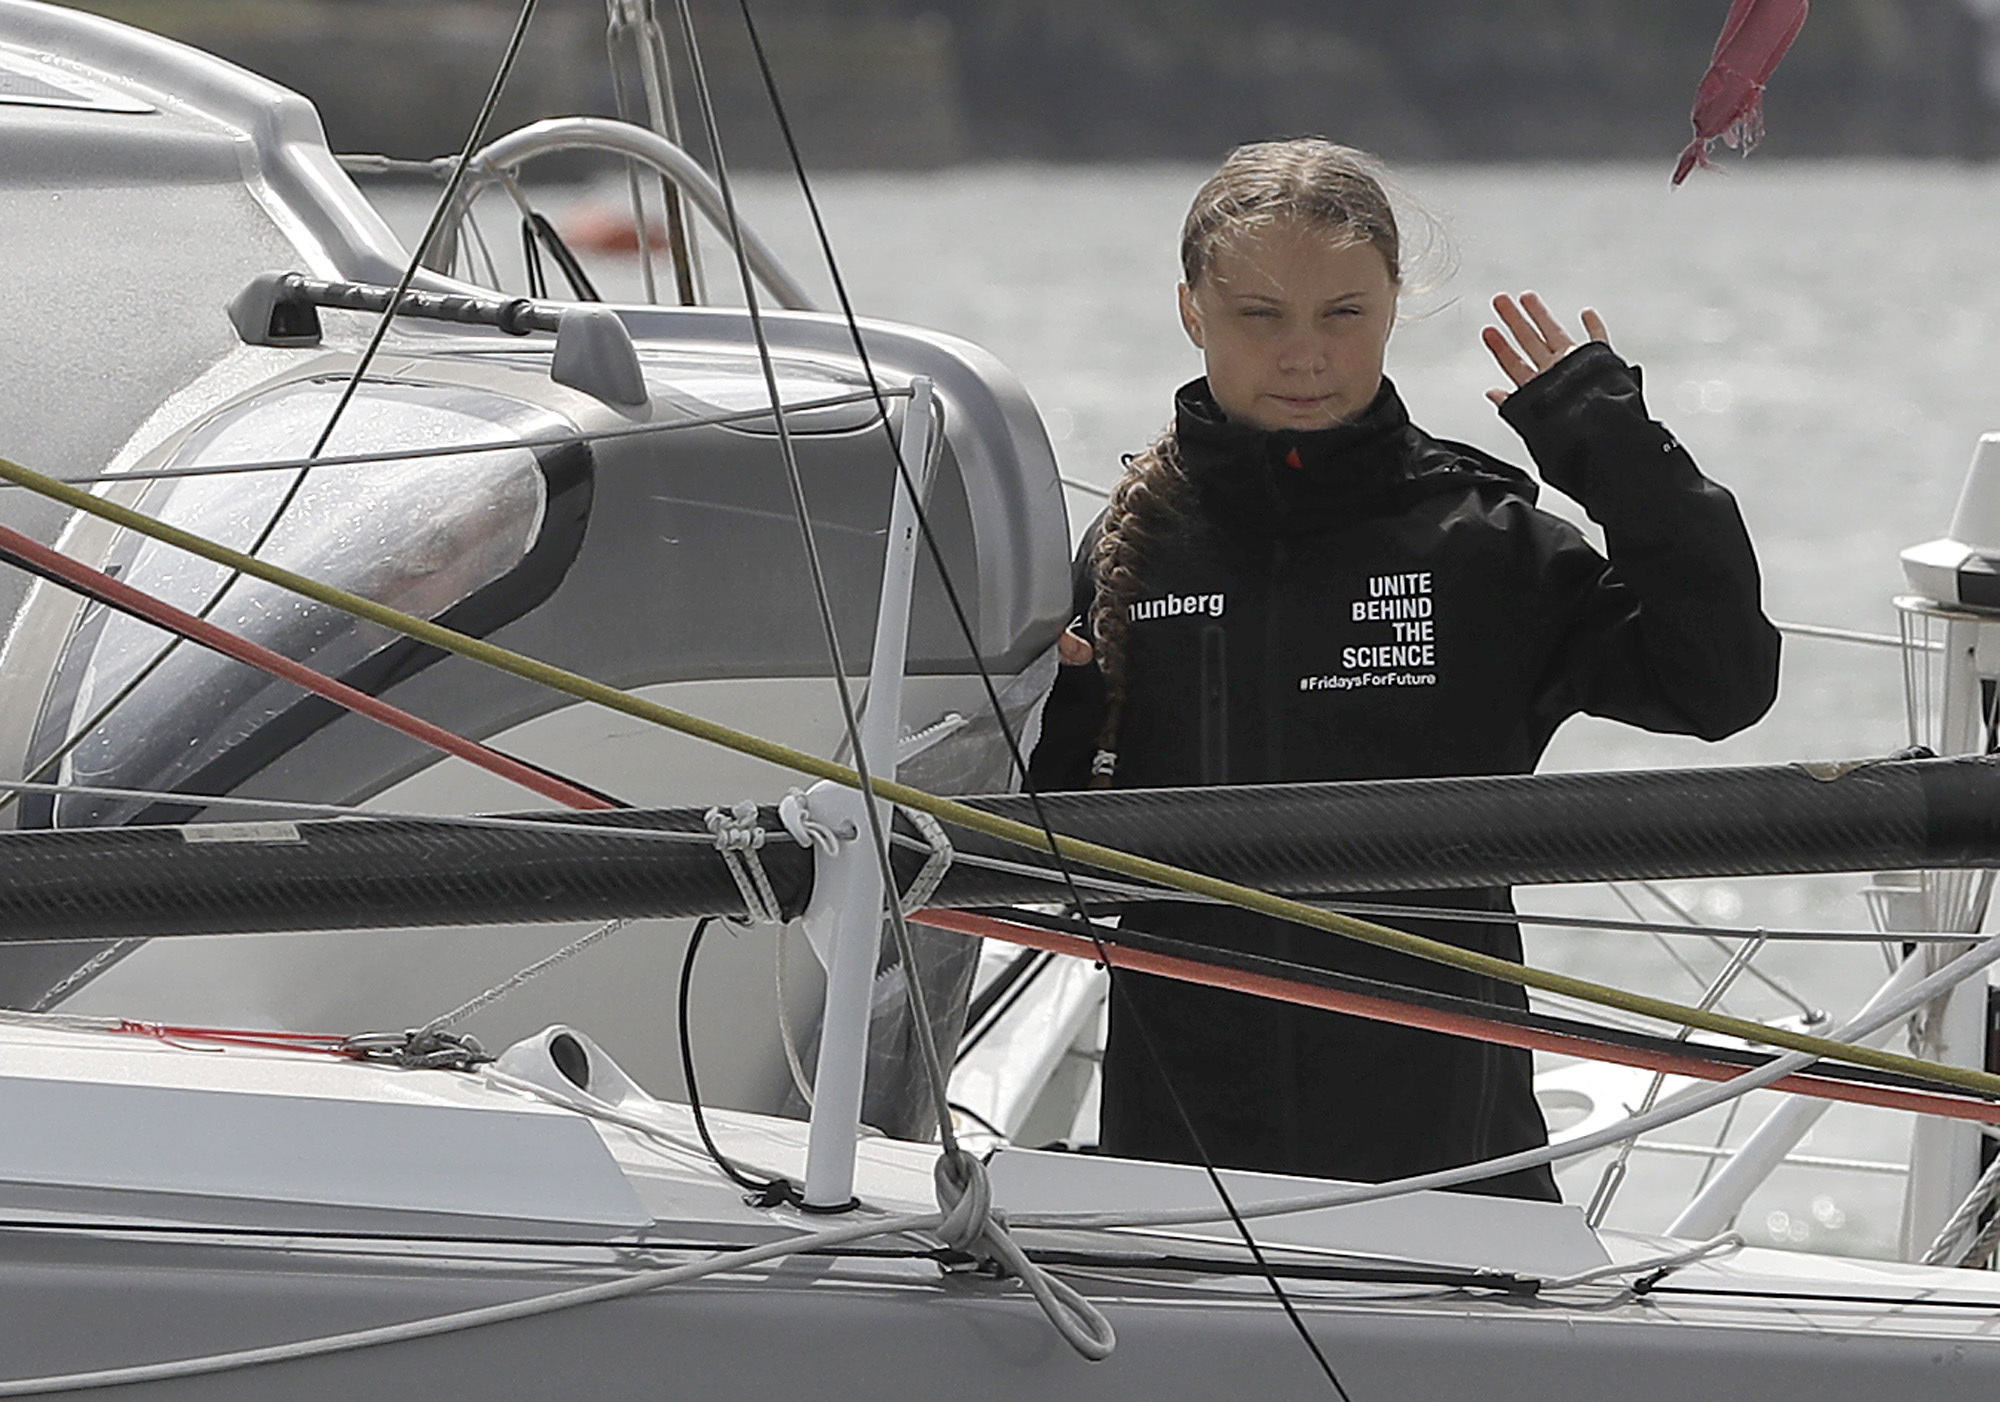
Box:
[557, 201, 669, 254]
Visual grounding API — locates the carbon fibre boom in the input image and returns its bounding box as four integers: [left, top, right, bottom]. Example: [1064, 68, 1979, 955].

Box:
[0, 754, 1993, 941]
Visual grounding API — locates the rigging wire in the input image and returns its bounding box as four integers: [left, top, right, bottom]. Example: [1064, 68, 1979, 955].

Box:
[1619, 879, 1823, 1023]
[727, 7, 1347, 1393]
[667, 0, 968, 1191]
[0, 0, 547, 824]
[8, 449, 2000, 1099]
[422, 917, 633, 1037]
[0, 523, 613, 815]
[8, 390, 903, 488]
[311, 0, 540, 459]
[1584, 929, 1769, 1226]
[604, 0, 702, 303]
[919, 908, 2000, 1121]
[1006, 928, 2000, 1233]
[0, 780, 710, 844]
[894, 842, 1969, 943]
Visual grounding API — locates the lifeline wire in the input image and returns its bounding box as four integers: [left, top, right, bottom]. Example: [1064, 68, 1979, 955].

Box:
[7, 448, 2000, 1100]
[1007, 927, 2000, 1232]
[0, 780, 711, 844]
[906, 840, 1974, 944]
[13, 390, 902, 488]
[1584, 928, 1769, 1226]
[731, 14, 1349, 1397]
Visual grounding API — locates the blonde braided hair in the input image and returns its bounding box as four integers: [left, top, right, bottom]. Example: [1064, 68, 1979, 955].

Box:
[1085, 138, 1401, 787]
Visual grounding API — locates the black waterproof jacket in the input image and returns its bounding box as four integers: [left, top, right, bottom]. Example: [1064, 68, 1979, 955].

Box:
[1028, 344, 1780, 1199]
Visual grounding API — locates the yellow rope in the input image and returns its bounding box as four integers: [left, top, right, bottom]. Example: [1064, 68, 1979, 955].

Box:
[5, 449, 1998, 1098]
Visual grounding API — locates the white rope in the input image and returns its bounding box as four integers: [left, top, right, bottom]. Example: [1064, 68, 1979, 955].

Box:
[29, 939, 139, 1012]
[1014, 929, 2000, 1232]
[491, 1065, 1112, 1357]
[774, 927, 815, 1108]
[0, 1211, 944, 1396]
[420, 918, 634, 1035]
[896, 808, 953, 914]
[1957, 1203, 2000, 1270]
[704, 801, 784, 924]
[932, 1149, 1116, 1360]
[1922, 1151, 2000, 1266]
[0, 1162, 1116, 1395]
[1538, 1233, 1743, 1292]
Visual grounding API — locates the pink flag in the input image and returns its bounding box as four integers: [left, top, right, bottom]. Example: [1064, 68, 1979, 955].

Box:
[1673, 0, 1809, 185]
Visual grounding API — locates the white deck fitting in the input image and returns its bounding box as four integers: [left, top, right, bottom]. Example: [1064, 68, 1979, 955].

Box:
[0, 1022, 648, 1236]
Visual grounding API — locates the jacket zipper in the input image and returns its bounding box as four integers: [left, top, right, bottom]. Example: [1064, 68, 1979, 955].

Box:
[1264, 538, 1288, 779]
[1199, 624, 1228, 784]
[1264, 537, 1300, 1167]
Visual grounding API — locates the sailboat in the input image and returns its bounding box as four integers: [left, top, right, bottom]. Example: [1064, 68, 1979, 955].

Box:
[3, 0, 2000, 1395]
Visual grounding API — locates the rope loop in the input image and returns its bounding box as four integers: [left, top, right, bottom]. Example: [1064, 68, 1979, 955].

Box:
[778, 787, 842, 854]
[705, 800, 784, 924]
[929, 1150, 1115, 1362]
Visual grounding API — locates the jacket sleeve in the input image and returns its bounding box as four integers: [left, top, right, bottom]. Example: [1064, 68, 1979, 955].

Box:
[1499, 342, 1781, 741]
[1026, 517, 1109, 791]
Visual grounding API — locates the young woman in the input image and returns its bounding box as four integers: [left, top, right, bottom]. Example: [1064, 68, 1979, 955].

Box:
[1029, 139, 1780, 1200]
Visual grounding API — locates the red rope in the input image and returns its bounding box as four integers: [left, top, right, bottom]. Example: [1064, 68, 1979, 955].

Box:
[109, 1019, 356, 1056]
[0, 522, 612, 812]
[913, 908, 2000, 1127]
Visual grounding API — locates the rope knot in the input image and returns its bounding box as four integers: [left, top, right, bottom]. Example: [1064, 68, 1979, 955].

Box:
[929, 1148, 1116, 1362]
[342, 1027, 492, 1071]
[933, 1148, 996, 1253]
[704, 800, 766, 853]
[705, 801, 784, 924]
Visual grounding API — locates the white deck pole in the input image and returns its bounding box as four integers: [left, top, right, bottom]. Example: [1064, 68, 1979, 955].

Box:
[1897, 616, 1992, 1255]
[1669, 952, 1937, 1239]
[802, 378, 938, 1209]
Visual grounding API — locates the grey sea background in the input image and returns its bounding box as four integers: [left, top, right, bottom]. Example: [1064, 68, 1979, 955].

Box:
[374, 157, 2000, 1255]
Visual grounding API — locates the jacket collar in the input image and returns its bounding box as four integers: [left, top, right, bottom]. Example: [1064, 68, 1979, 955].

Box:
[1175, 376, 1417, 537]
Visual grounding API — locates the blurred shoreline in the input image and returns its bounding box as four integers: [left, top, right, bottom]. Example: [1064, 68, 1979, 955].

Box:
[56, 0, 2000, 169]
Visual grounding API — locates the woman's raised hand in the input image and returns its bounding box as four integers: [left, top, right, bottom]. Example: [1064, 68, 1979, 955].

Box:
[1481, 292, 1610, 406]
